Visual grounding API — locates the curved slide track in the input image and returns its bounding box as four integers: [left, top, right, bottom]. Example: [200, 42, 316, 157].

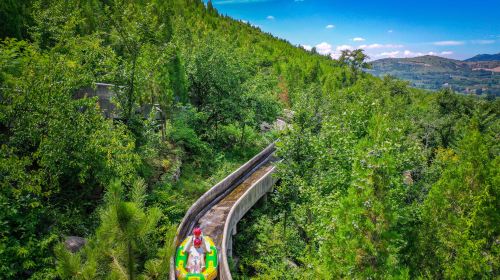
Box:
[170, 142, 278, 280]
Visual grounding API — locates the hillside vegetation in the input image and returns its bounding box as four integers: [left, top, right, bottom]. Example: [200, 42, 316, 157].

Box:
[465, 53, 500, 62]
[369, 55, 500, 96]
[0, 1, 498, 280]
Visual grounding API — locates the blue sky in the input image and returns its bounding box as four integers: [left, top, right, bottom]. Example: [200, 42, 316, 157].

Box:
[207, 0, 500, 60]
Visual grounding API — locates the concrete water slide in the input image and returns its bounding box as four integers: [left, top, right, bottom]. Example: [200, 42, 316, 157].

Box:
[170, 142, 279, 280]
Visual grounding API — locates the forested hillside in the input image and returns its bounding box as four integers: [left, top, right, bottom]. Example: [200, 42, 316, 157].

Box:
[234, 78, 499, 279]
[0, 1, 498, 280]
[465, 53, 500, 62]
[368, 55, 500, 96]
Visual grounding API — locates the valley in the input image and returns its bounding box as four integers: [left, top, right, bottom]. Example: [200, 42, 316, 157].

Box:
[368, 54, 500, 96]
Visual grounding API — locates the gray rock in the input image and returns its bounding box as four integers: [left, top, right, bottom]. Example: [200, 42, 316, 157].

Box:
[273, 118, 287, 131]
[285, 258, 298, 268]
[403, 170, 414, 185]
[282, 109, 295, 121]
[64, 236, 86, 253]
[171, 163, 181, 182]
[260, 122, 272, 132]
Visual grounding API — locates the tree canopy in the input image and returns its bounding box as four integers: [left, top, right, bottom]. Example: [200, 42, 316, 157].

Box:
[0, 1, 498, 280]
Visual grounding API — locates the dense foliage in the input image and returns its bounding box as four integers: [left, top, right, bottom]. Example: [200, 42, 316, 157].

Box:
[0, 0, 284, 278]
[1, 1, 498, 280]
[233, 79, 499, 279]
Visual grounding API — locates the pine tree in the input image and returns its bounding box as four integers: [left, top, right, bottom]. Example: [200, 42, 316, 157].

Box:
[418, 121, 499, 279]
[56, 180, 169, 279]
[322, 145, 408, 278]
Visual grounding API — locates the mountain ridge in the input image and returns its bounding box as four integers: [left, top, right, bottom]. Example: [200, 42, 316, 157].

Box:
[464, 53, 500, 62]
[368, 54, 500, 96]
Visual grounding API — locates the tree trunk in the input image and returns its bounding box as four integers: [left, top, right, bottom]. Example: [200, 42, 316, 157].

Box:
[128, 240, 134, 280]
[240, 123, 246, 147]
[127, 56, 137, 123]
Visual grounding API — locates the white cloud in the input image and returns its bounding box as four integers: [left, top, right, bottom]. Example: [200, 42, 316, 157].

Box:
[311, 43, 358, 59]
[301, 44, 312, 51]
[330, 53, 340, 59]
[352, 37, 365, 42]
[471, 40, 495, 44]
[336, 45, 353, 51]
[358, 43, 403, 49]
[433, 40, 464, 46]
[315, 42, 333, 55]
[359, 44, 381, 49]
[433, 39, 494, 46]
[374, 50, 455, 59]
[388, 29, 393, 33]
[266, 15, 275, 20]
[377, 51, 400, 58]
[404, 50, 442, 57]
[326, 24, 335, 29]
[329, 45, 354, 59]
[403, 50, 424, 57]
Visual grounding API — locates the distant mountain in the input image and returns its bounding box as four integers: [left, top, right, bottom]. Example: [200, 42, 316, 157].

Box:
[464, 53, 500, 62]
[368, 55, 500, 96]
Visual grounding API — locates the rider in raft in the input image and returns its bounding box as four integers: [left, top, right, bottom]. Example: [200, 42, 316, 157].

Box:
[183, 227, 211, 272]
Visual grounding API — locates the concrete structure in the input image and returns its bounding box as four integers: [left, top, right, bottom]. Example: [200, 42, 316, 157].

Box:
[219, 165, 277, 280]
[74, 83, 164, 120]
[170, 142, 278, 280]
[74, 83, 118, 119]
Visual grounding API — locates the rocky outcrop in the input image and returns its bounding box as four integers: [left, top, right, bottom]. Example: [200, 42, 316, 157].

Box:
[64, 236, 86, 253]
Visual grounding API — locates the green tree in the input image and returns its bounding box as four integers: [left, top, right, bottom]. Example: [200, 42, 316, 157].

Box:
[186, 37, 248, 142]
[0, 37, 140, 279]
[322, 144, 409, 278]
[57, 180, 175, 280]
[0, 0, 33, 39]
[339, 49, 371, 82]
[105, 0, 173, 124]
[418, 123, 499, 279]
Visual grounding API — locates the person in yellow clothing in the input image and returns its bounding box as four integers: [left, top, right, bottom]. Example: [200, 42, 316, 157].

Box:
[184, 227, 211, 272]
